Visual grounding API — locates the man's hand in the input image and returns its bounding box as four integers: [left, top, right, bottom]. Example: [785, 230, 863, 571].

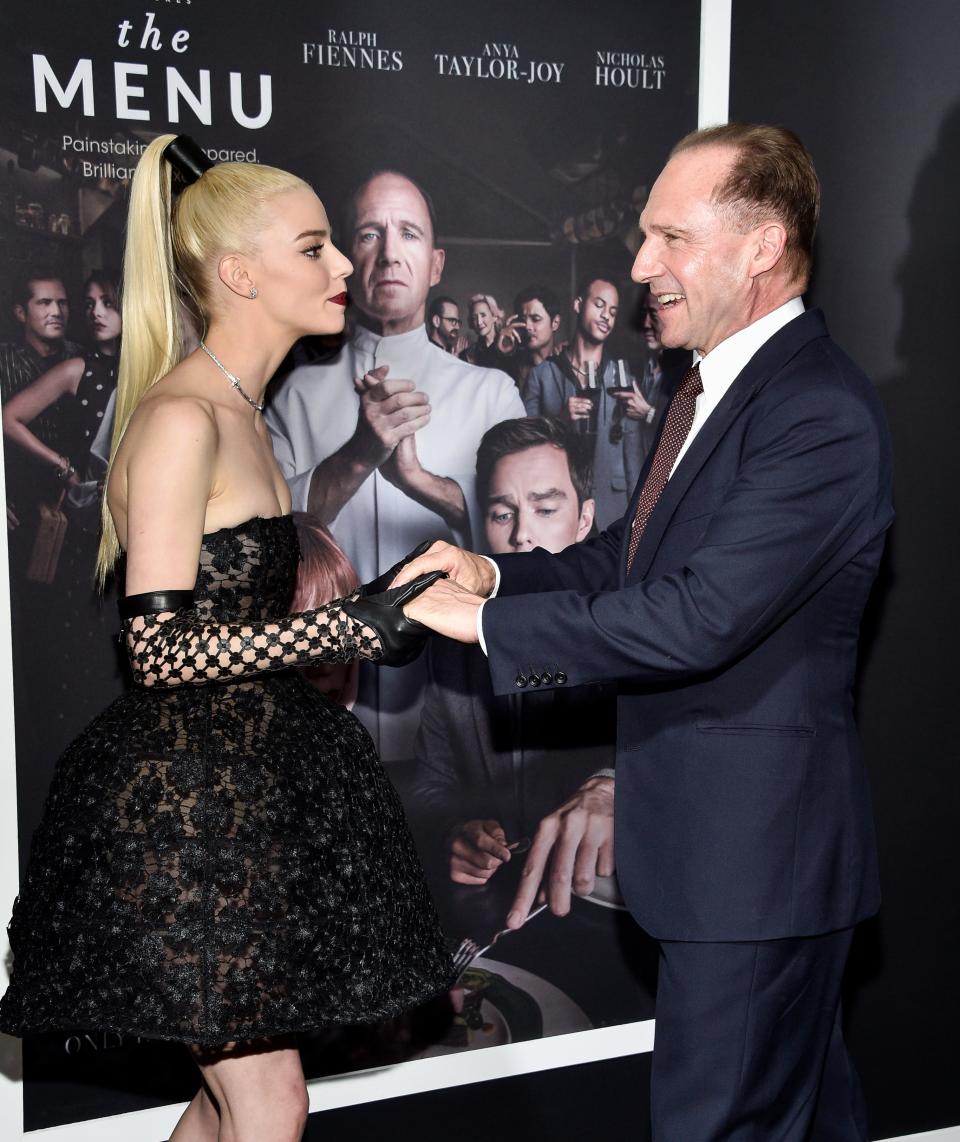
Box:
[391, 539, 496, 597]
[612, 388, 655, 421]
[566, 394, 593, 422]
[506, 776, 615, 928]
[351, 365, 430, 467]
[448, 819, 512, 885]
[401, 574, 483, 643]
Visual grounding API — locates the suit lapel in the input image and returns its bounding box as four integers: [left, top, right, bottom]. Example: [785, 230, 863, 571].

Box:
[621, 309, 830, 585]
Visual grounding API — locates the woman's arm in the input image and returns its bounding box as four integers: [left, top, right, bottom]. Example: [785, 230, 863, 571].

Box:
[123, 599, 381, 687]
[1, 357, 84, 478]
[118, 396, 383, 687]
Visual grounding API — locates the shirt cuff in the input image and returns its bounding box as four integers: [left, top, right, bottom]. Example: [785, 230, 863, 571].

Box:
[475, 557, 499, 657]
[481, 555, 501, 598]
[476, 600, 489, 655]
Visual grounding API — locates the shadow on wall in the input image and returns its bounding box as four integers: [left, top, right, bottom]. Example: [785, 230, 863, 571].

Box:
[855, 98, 960, 701]
[893, 101, 960, 378]
[846, 99, 960, 1139]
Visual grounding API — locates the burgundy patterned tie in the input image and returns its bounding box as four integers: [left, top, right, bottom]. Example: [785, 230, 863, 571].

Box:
[625, 363, 704, 572]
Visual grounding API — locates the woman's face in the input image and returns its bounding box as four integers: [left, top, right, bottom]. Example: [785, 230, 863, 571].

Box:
[248, 187, 353, 338]
[471, 301, 494, 340]
[85, 283, 121, 346]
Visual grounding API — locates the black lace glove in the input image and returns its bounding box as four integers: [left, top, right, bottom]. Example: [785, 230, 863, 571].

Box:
[341, 570, 446, 668]
[119, 589, 383, 688]
[360, 540, 437, 597]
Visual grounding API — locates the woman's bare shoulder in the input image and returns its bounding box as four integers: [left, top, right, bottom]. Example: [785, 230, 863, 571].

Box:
[123, 372, 220, 448]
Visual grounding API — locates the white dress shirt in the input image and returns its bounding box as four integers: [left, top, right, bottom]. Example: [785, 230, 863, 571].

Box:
[671, 297, 805, 475]
[477, 298, 806, 650]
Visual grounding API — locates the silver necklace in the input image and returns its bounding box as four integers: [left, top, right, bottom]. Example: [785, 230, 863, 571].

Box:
[199, 341, 264, 413]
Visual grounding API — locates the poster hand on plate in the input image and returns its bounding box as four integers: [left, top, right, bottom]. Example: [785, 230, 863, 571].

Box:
[506, 775, 615, 929]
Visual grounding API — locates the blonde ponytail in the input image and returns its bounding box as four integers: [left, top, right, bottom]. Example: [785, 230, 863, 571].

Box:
[95, 136, 308, 586]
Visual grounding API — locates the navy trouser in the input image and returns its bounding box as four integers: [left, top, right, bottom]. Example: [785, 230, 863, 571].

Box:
[650, 928, 868, 1141]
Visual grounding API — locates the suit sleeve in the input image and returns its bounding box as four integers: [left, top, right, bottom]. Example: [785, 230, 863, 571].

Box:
[493, 515, 627, 597]
[483, 379, 892, 694]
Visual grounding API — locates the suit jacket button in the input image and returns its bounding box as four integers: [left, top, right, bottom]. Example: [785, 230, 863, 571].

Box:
[540, 671, 554, 685]
[555, 671, 567, 685]
[528, 673, 541, 686]
[515, 672, 527, 688]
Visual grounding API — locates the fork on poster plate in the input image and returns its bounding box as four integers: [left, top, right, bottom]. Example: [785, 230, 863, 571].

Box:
[450, 903, 549, 979]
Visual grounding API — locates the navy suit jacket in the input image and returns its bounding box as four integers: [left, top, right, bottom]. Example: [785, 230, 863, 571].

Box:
[481, 310, 894, 941]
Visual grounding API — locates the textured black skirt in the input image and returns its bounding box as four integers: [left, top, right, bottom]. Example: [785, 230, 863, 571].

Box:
[0, 672, 453, 1047]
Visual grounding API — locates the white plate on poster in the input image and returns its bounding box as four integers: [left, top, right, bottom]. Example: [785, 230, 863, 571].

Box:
[413, 957, 590, 1058]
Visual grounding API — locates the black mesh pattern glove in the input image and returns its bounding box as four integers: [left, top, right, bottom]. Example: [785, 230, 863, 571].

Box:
[341, 570, 446, 668]
[120, 590, 382, 688]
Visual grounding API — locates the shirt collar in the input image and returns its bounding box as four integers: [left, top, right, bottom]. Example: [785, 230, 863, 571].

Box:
[696, 297, 805, 393]
[353, 323, 432, 373]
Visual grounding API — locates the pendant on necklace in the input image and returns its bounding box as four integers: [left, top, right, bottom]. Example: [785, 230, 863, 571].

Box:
[199, 341, 264, 412]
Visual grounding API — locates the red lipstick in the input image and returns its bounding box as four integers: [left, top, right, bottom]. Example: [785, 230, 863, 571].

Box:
[329, 292, 349, 306]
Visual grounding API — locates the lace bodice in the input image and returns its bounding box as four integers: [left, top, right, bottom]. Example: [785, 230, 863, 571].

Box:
[122, 515, 381, 688]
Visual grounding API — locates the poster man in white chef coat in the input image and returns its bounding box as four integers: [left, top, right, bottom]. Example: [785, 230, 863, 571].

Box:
[267, 170, 523, 759]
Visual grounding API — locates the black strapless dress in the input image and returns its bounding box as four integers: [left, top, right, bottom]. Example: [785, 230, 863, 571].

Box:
[0, 515, 452, 1047]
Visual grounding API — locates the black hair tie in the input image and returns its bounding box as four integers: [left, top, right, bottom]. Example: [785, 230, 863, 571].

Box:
[164, 135, 214, 188]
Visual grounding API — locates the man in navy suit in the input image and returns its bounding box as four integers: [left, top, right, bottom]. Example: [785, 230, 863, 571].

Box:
[398, 124, 892, 1140]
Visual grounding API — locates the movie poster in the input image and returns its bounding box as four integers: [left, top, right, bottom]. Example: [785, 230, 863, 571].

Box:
[0, 1, 700, 1133]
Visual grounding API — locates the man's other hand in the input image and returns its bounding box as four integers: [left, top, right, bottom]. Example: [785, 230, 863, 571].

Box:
[391, 539, 496, 597]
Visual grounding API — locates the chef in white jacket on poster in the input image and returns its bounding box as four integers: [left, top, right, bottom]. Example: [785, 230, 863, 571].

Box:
[267, 170, 523, 759]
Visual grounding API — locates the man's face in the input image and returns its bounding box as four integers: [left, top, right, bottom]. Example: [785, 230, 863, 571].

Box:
[519, 299, 560, 354]
[484, 443, 595, 555]
[575, 280, 618, 344]
[15, 279, 69, 345]
[433, 302, 461, 349]
[632, 146, 758, 356]
[350, 173, 444, 333]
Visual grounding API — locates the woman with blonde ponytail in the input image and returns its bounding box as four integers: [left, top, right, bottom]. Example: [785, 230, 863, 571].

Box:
[0, 135, 453, 1142]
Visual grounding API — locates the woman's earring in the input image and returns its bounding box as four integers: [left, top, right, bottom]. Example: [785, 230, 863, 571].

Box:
[249, 287, 258, 299]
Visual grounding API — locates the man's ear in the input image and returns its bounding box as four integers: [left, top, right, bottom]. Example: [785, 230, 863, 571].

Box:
[429, 247, 446, 288]
[573, 296, 583, 317]
[550, 314, 561, 332]
[13, 304, 26, 325]
[217, 253, 257, 299]
[430, 314, 441, 331]
[749, 221, 788, 279]
[576, 497, 596, 541]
